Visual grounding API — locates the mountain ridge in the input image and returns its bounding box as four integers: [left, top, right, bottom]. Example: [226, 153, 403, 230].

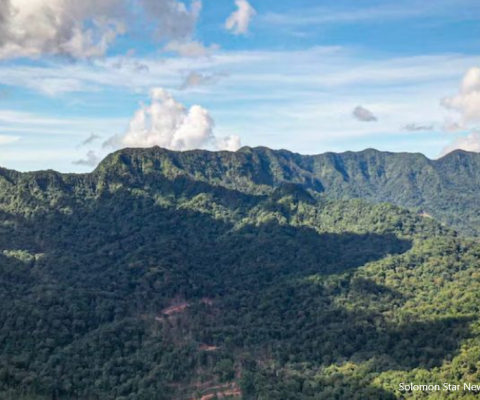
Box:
[3, 146, 478, 235]
[1, 147, 474, 176]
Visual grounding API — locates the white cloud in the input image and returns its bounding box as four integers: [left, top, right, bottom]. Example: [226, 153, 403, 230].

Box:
[441, 67, 480, 126]
[352, 106, 377, 122]
[0, 0, 205, 60]
[0, 0, 126, 60]
[226, 0, 256, 35]
[441, 132, 480, 156]
[105, 88, 240, 151]
[164, 40, 218, 58]
[215, 135, 241, 152]
[73, 150, 101, 167]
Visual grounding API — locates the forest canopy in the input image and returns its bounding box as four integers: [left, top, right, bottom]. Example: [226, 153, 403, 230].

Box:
[0, 147, 479, 400]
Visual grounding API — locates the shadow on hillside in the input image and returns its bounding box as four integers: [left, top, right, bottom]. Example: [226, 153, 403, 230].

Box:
[202, 275, 473, 371]
[211, 223, 411, 292]
[16, 178, 413, 297]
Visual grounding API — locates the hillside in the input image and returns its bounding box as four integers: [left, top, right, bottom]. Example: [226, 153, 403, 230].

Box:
[0, 149, 479, 399]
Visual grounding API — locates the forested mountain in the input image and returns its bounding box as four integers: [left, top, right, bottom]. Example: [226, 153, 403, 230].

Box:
[79, 146, 480, 236]
[0, 147, 480, 400]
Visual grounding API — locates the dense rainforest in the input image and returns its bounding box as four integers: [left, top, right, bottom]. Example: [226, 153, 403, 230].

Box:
[0, 147, 479, 400]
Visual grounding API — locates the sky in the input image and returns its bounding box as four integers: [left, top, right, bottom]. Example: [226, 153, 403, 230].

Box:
[0, 0, 480, 172]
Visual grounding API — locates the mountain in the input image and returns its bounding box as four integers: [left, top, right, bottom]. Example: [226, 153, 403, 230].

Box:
[0, 147, 480, 400]
[78, 146, 480, 237]
[3, 146, 480, 236]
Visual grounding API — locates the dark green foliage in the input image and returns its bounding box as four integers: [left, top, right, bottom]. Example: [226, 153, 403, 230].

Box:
[0, 148, 479, 399]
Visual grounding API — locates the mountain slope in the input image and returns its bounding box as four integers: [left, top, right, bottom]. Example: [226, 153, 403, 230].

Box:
[0, 155, 479, 400]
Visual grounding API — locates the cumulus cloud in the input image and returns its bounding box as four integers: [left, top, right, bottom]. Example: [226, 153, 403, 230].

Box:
[352, 106, 378, 122]
[180, 71, 226, 90]
[226, 0, 256, 35]
[0, 0, 205, 60]
[73, 150, 101, 167]
[215, 135, 242, 152]
[104, 88, 241, 151]
[0, 0, 126, 60]
[441, 67, 480, 125]
[402, 123, 434, 132]
[441, 132, 480, 156]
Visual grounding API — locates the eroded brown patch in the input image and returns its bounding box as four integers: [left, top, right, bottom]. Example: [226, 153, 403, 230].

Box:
[162, 302, 191, 316]
[187, 382, 241, 400]
[198, 344, 219, 352]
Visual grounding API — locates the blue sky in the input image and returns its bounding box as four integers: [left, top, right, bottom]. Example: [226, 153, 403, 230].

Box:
[0, 0, 480, 172]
